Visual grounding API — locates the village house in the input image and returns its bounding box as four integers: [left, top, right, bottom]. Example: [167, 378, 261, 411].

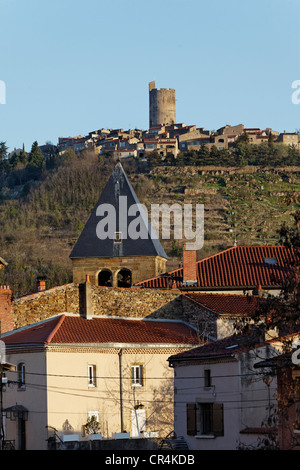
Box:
[181, 292, 268, 340]
[276, 131, 300, 149]
[167, 332, 298, 450]
[1, 312, 199, 450]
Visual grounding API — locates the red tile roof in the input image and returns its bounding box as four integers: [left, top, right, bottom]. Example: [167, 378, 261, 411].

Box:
[168, 333, 264, 363]
[168, 335, 248, 362]
[2, 316, 199, 347]
[135, 246, 298, 289]
[184, 292, 264, 316]
[168, 330, 300, 364]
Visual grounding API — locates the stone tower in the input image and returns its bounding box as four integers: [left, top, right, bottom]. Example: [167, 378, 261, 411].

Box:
[70, 163, 168, 287]
[149, 81, 176, 128]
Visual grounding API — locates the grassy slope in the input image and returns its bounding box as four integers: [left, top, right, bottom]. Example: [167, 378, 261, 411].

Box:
[0, 153, 299, 296]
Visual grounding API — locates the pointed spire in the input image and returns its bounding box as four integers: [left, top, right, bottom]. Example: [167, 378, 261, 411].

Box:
[70, 163, 167, 260]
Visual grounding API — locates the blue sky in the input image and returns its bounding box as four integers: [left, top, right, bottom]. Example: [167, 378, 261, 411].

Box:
[0, 0, 299, 152]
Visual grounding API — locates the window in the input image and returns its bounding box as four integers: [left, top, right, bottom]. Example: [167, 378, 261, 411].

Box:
[88, 410, 99, 421]
[204, 369, 211, 388]
[17, 362, 25, 389]
[131, 365, 143, 387]
[88, 364, 97, 387]
[187, 402, 224, 437]
[114, 232, 122, 243]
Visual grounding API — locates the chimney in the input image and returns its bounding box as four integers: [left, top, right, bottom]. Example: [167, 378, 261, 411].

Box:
[253, 285, 264, 297]
[37, 276, 46, 292]
[0, 285, 13, 334]
[82, 275, 93, 320]
[182, 244, 197, 286]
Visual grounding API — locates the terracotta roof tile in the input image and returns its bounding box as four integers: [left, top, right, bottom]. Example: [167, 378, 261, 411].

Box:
[168, 333, 262, 362]
[184, 292, 264, 316]
[135, 246, 297, 289]
[168, 335, 247, 362]
[2, 316, 199, 347]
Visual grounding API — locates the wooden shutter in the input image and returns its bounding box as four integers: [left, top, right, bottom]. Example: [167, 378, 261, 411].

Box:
[212, 403, 224, 436]
[186, 403, 197, 436]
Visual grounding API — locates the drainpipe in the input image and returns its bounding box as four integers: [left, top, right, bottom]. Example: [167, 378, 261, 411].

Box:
[0, 364, 3, 450]
[118, 349, 124, 432]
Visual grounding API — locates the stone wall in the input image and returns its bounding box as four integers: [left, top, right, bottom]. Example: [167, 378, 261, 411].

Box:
[12, 283, 241, 340]
[13, 284, 80, 329]
[12, 283, 185, 329]
[72, 255, 167, 286]
[90, 284, 183, 319]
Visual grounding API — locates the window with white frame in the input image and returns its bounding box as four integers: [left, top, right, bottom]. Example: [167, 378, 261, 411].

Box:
[88, 364, 97, 387]
[131, 365, 143, 387]
[17, 362, 25, 389]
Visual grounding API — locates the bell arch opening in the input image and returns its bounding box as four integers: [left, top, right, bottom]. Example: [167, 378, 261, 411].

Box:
[117, 268, 132, 288]
[98, 269, 113, 287]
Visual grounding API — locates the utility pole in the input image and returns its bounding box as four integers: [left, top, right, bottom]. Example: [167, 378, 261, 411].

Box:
[118, 349, 124, 432]
[0, 362, 3, 450]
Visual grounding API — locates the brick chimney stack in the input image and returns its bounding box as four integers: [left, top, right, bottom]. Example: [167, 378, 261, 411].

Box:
[182, 244, 197, 286]
[37, 277, 46, 292]
[0, 285, 13, 334]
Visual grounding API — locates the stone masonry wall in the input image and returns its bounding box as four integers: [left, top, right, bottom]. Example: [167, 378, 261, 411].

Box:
[12, 283, 239, 340]
[12, 283, 185, 329]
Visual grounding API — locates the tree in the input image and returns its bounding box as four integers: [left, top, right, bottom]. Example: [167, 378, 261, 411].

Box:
[268, 131, 274, 148]
[235, 212, 300, 449]
[26, 141, 45, 178]
[84, 415, 100, 435]
[27, 141, 44, 168]
[0, 141, 8, 161]
[236, 131, 249, 145]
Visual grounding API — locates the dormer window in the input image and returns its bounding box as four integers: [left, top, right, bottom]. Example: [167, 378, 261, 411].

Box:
[264, 257, 277, 265]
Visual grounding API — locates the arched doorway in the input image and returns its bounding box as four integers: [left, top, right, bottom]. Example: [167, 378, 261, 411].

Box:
[117, 268, 132, 288]
[98, 269, 113, 287]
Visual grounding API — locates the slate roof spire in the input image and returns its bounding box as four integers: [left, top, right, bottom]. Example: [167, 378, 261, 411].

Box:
[70, 162, 167, 260]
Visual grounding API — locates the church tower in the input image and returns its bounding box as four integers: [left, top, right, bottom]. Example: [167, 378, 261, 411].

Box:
[70, 163, 168, 287]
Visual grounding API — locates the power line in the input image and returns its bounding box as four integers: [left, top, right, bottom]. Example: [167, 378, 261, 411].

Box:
[5, 379, 280, 408]
[7, 368, 271, 381]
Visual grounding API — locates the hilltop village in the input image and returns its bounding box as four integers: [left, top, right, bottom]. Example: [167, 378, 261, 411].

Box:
[1, 83, 300, 451]
[9, 81, 300, 162]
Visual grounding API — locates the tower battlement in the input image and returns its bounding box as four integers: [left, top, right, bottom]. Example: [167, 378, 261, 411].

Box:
[149, 81, 176, 128]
